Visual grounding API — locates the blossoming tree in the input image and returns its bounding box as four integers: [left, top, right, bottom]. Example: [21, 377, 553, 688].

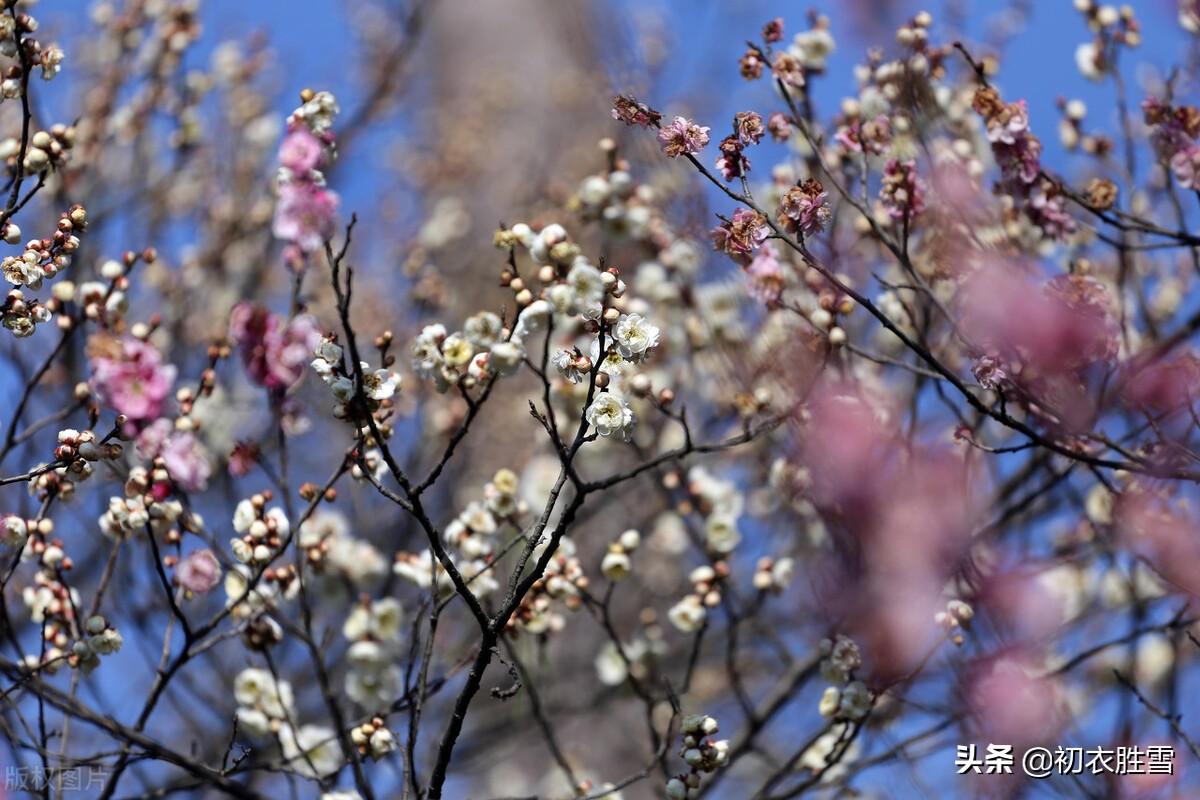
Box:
[2, 1, 1200, 798]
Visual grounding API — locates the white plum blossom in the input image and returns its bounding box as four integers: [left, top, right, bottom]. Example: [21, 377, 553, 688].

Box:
[585, 393, 635, 440]
[703, 513, 741, 555]
[511, 299, 552, 344]
[280, 724, 341, 778]
[488, 341, 525, 376]
[668, 594, 707, 633]
[590, 337, 628, 376]
[613, 312, 660, 363]
[362, 365, 401, 400]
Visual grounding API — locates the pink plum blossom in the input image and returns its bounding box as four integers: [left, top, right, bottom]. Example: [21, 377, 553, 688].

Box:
[89, 336, 177, 425]
[278, 128, 326, 174]
[657, 116, 710, 158]
[272, 182, 339, 254]
[175, 549, 221, 595]
[229, 304, 323, 393]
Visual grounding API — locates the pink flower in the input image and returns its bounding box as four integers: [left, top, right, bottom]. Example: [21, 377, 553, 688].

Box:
[272, 182, 339, 254]
[279, 128, 326, 174]
[89, 337, 176, 425]
[771, 52, 805, 88]
[734, 111, 765, 146]
[657, 116, 710, 158]
[966, 652, 1066, 748]
[762, 18, 784, 43]
[971, 354, 1007, 390]
[175, 549, 221, 595]
[879, 159, 926, 220]
[711, 208, 770, 264]
[745, 247, 784, 305]
[777, 179, 830, 237]
[715, 135, 750, 181]
[137, 420, 212, 491]
[611, 95, 661, 128]
[767, 112, 792, 142]
[1170, 144, 1200, 190]
[835, 116, 891, 156]
[1025, 184, 1076, 239]
[983, 99, 1030, 146]
[992, 131, 1042, 185]
[229, 304, 323, 393]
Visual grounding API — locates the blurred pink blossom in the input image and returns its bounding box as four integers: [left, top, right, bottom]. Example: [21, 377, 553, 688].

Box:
[89, 336, 176, 425]
[175, 549, 221, 594]
[137, 419, 212, 492]
[279, 128, 326, 174]
[229, 304, 323, 393]
[965, 652, 1066, 748]
[745, 247, 784, 305]
[272, 182, 339, 254]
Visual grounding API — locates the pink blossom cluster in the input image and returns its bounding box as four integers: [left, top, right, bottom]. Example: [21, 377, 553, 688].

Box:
[777, 179, 830, 237]
[980, 97, 1042, 186]
[657, 115, 711, 159]
[89, 336, 177, 428]
[1143, 97, 1200, 190]
[710, 208, 770, 264]
[834, 115, 891, 156]
[228, 303, 323, 393]
[272, 97, 340, 258]
[879, 159, 926, 221]
[135, 419, 212, 492]
[744, 247, 785, 305]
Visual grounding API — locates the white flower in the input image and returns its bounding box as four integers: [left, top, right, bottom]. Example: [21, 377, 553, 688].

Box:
[280, 724, 342, 778]
[315, 339, 342, 364]
[265, 507, 290, 537]
[441, 333, 474, 367]
[368, 727, 396, 758]
[666, 778, 688, 799]
[771, 557, 794, 590]
[325, 375, 352, 403]
[613, 313, 660, 362]
[463, 311, 502, 346]
[567, 262, 605, 310]
[1075, 42, 1103, 81]
[233, 500, 256, 534]
[791, 27, 836, 70]
[595, 641, 628, 686]
[819, 686, 841, 717]
[234, 668, 294, 718]
[348, 640, 387, 668]
[326, 536, 387, 585]
[236, 707, 272, 737]
[362, 366, 401, 400]
[601, 548, 632, 581]
[703, 513, 741, 555]
[589, 337, 628, 376]
[585, 393, 635, 440]
[530, 223, 569, 264]
[369, 597, 404, 641]
[292, 90, 340, 134]
[343, 605, 371, 641]
[820, 635, 862, 684]
[2, 515, 27, 547]
[511, 299, 552, 344]
[345, 663, 401, 707]
[668, 594, 707, 633]
[459, 501, 497, 535]
[489, 341, 526, 376]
